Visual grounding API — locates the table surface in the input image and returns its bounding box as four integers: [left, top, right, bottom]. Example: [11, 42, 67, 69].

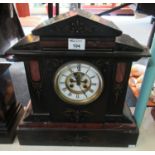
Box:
[0, 108, 154, 151]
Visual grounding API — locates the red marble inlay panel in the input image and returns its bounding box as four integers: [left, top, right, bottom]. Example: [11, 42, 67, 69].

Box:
[115, 63, 126, 83]
[29, 60, 40, 82]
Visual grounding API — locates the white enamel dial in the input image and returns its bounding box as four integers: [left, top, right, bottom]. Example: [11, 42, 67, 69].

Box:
[54, 61, 103, 105]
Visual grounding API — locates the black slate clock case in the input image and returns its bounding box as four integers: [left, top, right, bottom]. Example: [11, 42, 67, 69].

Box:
[7, 10, 149, 147]
[26, 57, 114, 123]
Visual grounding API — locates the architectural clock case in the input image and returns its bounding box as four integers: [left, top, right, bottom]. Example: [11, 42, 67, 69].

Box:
[7, 9, 150, 146]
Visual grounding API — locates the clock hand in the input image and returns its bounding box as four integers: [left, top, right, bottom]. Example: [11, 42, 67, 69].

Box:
[80, 79, 88, 83]
[68, 66, 85, 85]
[78, 85, 87, 98]
[68, 67, 79, 83]
[71, 72, 88, 98]
[76, 72, 82, 86]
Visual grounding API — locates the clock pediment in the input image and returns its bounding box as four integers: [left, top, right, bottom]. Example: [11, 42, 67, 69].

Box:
[6, 9, 149, 60]
[32, 9, 122, 38]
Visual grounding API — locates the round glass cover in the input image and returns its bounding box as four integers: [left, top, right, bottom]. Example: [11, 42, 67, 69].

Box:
[54, 61, 104, 105]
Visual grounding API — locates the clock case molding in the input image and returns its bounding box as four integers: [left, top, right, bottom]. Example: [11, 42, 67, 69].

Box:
[7, 10, 149, 147]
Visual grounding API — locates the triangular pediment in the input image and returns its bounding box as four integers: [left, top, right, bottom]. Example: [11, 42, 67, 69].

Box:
[7, 9, 149, 60]
[32, 9, 122, 38]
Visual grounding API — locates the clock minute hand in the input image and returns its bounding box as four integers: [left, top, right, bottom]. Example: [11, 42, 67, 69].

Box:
[78, 85, 87, 98]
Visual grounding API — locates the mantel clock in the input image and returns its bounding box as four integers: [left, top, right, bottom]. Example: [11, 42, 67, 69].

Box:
[7, 10, 149, 147]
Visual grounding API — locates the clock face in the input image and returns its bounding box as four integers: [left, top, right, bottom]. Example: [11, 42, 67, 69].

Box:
[54, 61, 104, 105]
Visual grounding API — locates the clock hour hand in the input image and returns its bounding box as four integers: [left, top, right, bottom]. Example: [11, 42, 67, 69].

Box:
[68, 67, 79, 82]
[76, 72, 82, 85]
[72, 72, 81, 86]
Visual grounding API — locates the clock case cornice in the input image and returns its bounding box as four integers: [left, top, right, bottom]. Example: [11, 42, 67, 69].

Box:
[6, 9, 150, 60]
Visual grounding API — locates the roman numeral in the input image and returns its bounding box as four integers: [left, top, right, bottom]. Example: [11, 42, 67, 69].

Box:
[85, 67, 90, 74]
[68, 92, 72, 96]
[77, 64, 81, 72]
[62, 87, 67, 91]
[60, 82, 65, 84]
[62, 74, 67, 77]
[68, 67, 73, 73]
[90, 75, 96, 79]
[89, 89, 94, 93]
[91, 83, 97, 86]
[76, 94, 79, 98]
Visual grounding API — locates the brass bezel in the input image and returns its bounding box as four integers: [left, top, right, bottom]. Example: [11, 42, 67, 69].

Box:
[54, 61, 104, 105]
